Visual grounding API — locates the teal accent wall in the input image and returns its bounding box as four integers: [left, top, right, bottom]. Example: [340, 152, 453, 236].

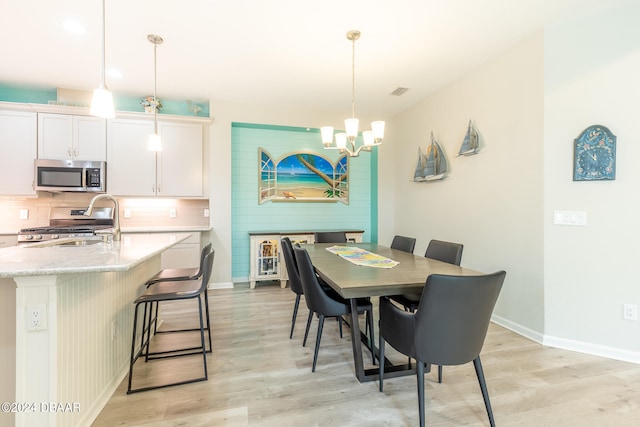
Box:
[0, 83, 209, 117]
[231, 122, 377, 280]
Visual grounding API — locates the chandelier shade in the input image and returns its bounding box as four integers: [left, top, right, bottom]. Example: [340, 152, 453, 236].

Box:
[321, 30, 384, 157]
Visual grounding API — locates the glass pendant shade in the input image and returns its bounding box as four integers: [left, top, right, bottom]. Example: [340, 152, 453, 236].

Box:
[335, 133, 347, 150]
[320, 126, 334, 147]
[345, 118, 359, 139]
[371, 121, 385, 140]
[362, 131, 374, 146]
[90, 84, 115, 118]
[147, 132, 162, 151]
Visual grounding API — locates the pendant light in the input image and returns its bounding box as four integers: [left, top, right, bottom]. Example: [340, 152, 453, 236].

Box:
[320, 30, 384, 157]
[147, 34, 163, 151]
[90, 0, 115, 118]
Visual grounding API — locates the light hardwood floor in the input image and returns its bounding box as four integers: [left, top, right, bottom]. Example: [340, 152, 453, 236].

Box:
[93, 282, 640, 426]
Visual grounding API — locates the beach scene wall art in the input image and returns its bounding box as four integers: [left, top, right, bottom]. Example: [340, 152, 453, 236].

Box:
[259, 148, 349, 204]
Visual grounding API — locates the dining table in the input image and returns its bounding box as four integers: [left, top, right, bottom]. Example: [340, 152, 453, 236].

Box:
[302, 242, 484, 383]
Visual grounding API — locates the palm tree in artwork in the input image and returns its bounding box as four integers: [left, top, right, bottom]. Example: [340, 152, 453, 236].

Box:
[295, 154, 347, 197]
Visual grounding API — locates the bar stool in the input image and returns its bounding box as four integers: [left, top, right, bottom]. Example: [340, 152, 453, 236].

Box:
[146, 243, 213, 350]
[127, 249, 215, 394]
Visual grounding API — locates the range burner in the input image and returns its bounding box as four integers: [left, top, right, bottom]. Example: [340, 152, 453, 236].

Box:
[18, 207, 115, 243]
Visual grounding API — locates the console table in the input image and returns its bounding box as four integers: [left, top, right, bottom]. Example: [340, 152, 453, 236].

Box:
[248, 230, 364, 289]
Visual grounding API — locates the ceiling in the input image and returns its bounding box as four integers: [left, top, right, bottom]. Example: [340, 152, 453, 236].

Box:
[0, 0, 631, 117]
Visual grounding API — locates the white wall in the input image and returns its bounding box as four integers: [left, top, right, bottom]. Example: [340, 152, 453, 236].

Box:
[543, 3, 640, 361]
[384, 3, 640, 363]
[383, 33, 546, 337]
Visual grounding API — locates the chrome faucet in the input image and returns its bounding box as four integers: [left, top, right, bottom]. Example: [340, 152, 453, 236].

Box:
[85, 194, 121, 241]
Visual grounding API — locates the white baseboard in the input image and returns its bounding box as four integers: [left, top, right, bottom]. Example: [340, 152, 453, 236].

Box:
[209, 281, 234, 289]
[491, 314, 640, 364]
[491, 314, 544, 344]
[543, 334, 640, 364]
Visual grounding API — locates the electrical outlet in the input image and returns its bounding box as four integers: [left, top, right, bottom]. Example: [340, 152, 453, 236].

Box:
[19, 209, 29, 220]
[203, 208, 210, 218]
[123, 208, 131, 218]
[623, 304, 638, 321]
[169, 208, 177, 218]
[27, 304, 47, 331]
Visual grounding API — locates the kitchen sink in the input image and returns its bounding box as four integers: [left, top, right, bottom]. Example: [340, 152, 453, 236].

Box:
[23, 237, 106, 248]
[57, 239, 105, 246]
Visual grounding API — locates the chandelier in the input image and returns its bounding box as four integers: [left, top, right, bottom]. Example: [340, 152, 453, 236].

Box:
[320, 30, 385, 157]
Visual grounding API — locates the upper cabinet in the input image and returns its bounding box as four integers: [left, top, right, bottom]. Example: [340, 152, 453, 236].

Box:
[157, 121, 204, 197]
[37, 113, 106, 161]
[0, 110, 37, 195]
[107, 118, 204, 197]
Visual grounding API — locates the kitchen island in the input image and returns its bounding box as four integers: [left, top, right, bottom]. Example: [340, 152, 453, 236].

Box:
[0, 233, 192, 427]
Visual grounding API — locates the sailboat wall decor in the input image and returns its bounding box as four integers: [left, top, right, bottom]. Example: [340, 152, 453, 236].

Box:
[414, 132, 448, 182]
[457, 119, 479, 156]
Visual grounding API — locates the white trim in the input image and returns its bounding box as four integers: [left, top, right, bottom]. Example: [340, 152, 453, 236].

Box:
[491, 314, 640, 364]
[543, 334, 640, 364]
[209, 281, 234, 289]
[491, 314, 544, 344]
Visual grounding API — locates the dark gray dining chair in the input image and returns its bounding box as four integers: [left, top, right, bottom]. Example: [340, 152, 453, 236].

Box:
[379, 270, 506, 427]
[389, 238, 463, 382]
[281, 237, 305, 339]
[314, 231, 347, 243]
[390, 239, 464, 313]
[281, 237, 344, 339]
[390, 235, 416, 253]
[293, 246, 375, 371]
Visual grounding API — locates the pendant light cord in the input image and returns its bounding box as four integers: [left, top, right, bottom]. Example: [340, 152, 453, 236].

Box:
[351, 35, 356, 120]
[153, 41, 158, 133]
[100, 0, 106, 87]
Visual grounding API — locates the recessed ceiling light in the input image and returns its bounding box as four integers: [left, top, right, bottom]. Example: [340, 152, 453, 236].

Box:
[62, 19, 86, 35]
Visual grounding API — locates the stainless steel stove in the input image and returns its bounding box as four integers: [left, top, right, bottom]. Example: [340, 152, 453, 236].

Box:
[17, 207, 114, 243]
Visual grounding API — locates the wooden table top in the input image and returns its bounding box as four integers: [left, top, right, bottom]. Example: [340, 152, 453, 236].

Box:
[303, 242, 483, 299]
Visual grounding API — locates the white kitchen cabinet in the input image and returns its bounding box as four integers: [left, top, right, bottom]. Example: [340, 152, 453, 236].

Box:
[160, 233, 202, 269]
[0, 110, 37, 195]
[157, 121, 203, 197]
[107, 118, 203, 197]
[107, 119, 156, 195]
[37, 113, 106, 161]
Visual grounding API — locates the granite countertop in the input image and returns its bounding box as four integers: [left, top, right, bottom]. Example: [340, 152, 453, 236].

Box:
[0, 232, 191, 278]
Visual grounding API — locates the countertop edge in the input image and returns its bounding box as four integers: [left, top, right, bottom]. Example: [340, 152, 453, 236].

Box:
[0, 233, 192, 278]
[0, 226, 211, 235]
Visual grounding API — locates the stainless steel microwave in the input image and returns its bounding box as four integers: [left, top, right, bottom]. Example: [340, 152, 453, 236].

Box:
[34, 159, 106, 192]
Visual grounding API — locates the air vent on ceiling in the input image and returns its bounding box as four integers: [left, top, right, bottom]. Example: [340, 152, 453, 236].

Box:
[390, 87, 409, 96]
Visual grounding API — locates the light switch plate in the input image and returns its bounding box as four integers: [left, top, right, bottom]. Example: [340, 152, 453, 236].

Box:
[19, 209, 29, 220]
[169, 209, 177, 218]
[553, 210, 587, 226]
[123, 209, 131, 218]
